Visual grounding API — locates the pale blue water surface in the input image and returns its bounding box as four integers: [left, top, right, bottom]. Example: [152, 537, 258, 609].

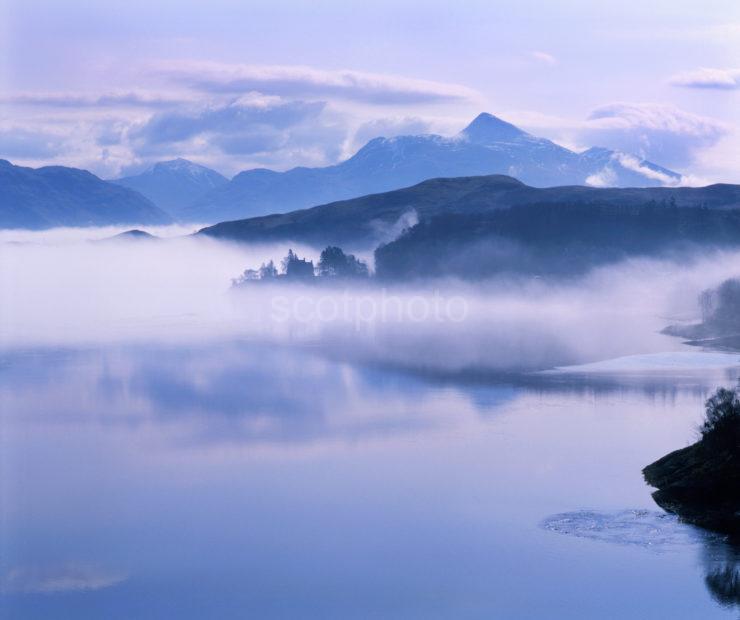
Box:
[1, 342, 739, 619]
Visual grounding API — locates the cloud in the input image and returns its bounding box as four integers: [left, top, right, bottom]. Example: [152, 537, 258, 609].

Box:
[585, 167, 617, 188]
[2, 564, 126, 594]
[95, 120, 130, 147]
[0, 91, 194, 109]
[0, 59, 482, 175]
[586, 153, 685, 188]
[8, 227, 740, 377]
[154, 61, 479, 105]
[529, 51, 557, 66]
[670, 67, 740, 90]
[353, 116, 433, 146]
[127, 94, 346, 168]
[0, 93, 348, 176]
[0, 127, 69, 159]
[132, 95, 326, 149]
[613, 152, 678, 185]
[581, 102, 728, 168]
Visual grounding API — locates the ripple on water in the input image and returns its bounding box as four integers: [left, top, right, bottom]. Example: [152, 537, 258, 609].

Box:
[541, 509, 727, 550]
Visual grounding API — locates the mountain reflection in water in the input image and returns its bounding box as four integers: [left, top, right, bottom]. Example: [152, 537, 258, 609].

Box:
[2, 341, 740, 619]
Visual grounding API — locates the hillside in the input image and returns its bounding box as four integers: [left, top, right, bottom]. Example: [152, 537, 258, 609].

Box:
[374, 204, 740, 280]
[0, 159, 172, 229]
[113, 158, 227, 218]
[198, 174, 740, 250]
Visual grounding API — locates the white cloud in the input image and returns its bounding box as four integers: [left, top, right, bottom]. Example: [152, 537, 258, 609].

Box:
[2, 564, 126, 594]
[587, 152, 695, 188]
[352, 116, 432, 147]
[581, 102, 728, 168]
[127, 94, 346, 170]
[587, 103, 725, 139]
[0, 93, 349, 177]
[585, 167, 617, 188]
[683, 137, 740, 186]
[529, 51, 557, 66]
[131, 95, 326, 149]
[0, 60, 481, 175]
[0, 90, 197, 109]
[669, 67, 740, 90]
[153, 61, 480, 105]
[613, 153, 678, 185]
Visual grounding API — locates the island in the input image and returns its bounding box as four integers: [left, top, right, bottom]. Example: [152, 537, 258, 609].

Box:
[231, 246, 368, 286]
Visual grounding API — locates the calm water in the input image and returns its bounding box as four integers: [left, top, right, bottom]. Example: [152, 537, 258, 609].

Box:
[1, 341, 739, 619]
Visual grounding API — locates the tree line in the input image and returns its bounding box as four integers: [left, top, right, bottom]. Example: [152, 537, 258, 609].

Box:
[233, 246, 369, 286]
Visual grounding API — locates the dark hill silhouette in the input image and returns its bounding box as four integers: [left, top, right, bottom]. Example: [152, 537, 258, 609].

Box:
[198, 174, 740, 249]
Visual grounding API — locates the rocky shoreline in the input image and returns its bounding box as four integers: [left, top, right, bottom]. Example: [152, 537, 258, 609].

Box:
[644, 441, 739, 534]
[643, 387, 740, 535]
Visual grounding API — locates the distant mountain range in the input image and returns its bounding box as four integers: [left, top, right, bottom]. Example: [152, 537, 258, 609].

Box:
[0, 113, 696, 230]
[0, 159, 172, 229]
[113, 159, 228, 219]
[178, 112, 682, 223]
[199, 174, 740, 249]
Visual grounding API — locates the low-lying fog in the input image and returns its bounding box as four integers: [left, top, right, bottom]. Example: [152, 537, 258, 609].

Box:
[2, 226, 739, 373]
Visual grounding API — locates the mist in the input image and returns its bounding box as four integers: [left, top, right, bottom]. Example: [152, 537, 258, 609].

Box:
[2, 226, 740, 373]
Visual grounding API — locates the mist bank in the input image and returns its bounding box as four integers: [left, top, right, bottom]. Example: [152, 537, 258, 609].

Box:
[3, 227, 740, 374]
[664, 278, 740, 348]
[0, 226, 318, 347]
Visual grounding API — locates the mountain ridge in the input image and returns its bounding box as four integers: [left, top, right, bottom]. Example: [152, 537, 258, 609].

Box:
[184, 113, 683, 223]
[113, 158, 228, 218]
[0, 159, 172, 229]
[198, 173, 739, 250]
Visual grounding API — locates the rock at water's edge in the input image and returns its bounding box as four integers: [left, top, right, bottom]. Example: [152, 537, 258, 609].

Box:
[643, 440, 740, 534]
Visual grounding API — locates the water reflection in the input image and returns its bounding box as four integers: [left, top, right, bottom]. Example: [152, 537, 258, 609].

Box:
[702, 537, 740, 610]
[0, 342, 507, 446]
[2, 341, 740, 618]
[543, 509, 740, 614]
[2, 342, 738, 448]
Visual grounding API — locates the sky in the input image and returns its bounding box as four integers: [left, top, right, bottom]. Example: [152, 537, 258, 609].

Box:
[0, 0, 738, 182]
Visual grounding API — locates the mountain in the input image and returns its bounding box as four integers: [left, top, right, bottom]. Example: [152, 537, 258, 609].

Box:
[102, 229, 160, 242]
[113, 158, 227, 218]
[186, 113, 682, 223]
[0, 159, 172, 229]
[198, 174, 740, 250]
